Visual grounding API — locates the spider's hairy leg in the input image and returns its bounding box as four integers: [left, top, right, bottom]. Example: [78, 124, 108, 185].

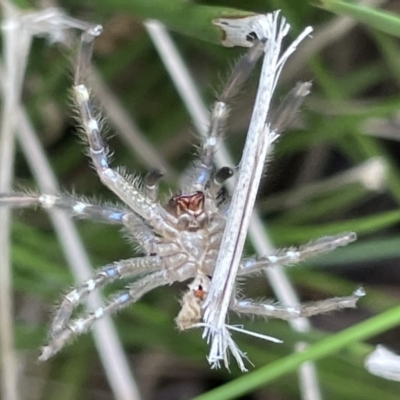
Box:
[121, 213, 158, 255]
[50, 256, 162, 337]
[208, 166, 234, 198]
[74, 24, 103, 86]
[231, 287, 365, 319]
[0, 193, 40, 208]
[144, 169, 164, 202]
[193, 40, 265, 190]
[270, 81, 312, 133]
[0, 192, 129, 224]
[1, 192, 159, 253]
[73, 28, 174, 233]
[40, 268, 191, 361]
[238, 232, 357, 276]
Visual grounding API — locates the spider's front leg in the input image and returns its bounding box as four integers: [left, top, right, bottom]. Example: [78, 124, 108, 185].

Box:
[191, 40, 265, 192]
[0, 192, 128, 224]
[0, 192, 158, 255]
[73, 27, 174, 234]
[230, 287, 365, 320]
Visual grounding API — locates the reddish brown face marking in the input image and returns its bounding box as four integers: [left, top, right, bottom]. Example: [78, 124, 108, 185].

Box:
[193, 285, 206, 301]
[167, 191, 205, 217]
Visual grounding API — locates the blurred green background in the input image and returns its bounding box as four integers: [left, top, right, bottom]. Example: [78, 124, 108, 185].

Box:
[6, 0, 400, 399]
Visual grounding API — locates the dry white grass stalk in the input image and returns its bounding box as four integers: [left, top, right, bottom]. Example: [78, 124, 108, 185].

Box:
[0, 4, 34, 399]
[202, 12, 313, 371]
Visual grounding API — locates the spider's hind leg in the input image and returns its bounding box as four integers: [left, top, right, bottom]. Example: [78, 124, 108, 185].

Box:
[50, 256, 162, 337]
[230, 288, 365, 320]
[238, 232, 357, 276]
[41, 267, 192, 361]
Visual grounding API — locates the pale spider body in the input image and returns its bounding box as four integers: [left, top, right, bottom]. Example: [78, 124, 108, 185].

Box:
[0, 23, 364, 363]
[133, 188, 225, 330]
[161, 191, 223, 278]
[163, 190, 224, 329]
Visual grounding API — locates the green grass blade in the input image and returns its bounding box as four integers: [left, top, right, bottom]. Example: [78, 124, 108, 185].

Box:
[98, 0, 255, 45]
[312, 0, 400, 38]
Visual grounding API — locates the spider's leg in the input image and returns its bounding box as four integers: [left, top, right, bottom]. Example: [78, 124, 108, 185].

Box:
[40, 267, 192, 361]
[0, 192, 129, 224]
[120, 212, 158, 255]
[1, 192, 159, 254]
[208, 167, 234, 198]
[51, 256, 161, 337]
[192, 41, 265, 191]
[237, 232, 357, 276]
[144, 169, 164, 202]
[73, 28, 174, 233]
[231, 288, 365, 320]
[270, 81, 312, 133]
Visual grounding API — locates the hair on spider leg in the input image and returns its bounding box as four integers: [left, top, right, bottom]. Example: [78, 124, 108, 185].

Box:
[203, 166, 234, 206]
[270, 81, 312, 133]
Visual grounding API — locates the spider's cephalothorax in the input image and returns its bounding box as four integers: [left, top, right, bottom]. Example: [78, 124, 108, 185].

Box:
[155, 188, 226, 288]
[0, 23, 364, 363]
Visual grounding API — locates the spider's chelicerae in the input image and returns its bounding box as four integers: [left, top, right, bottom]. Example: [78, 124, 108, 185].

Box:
[1, 22, 364, 363]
